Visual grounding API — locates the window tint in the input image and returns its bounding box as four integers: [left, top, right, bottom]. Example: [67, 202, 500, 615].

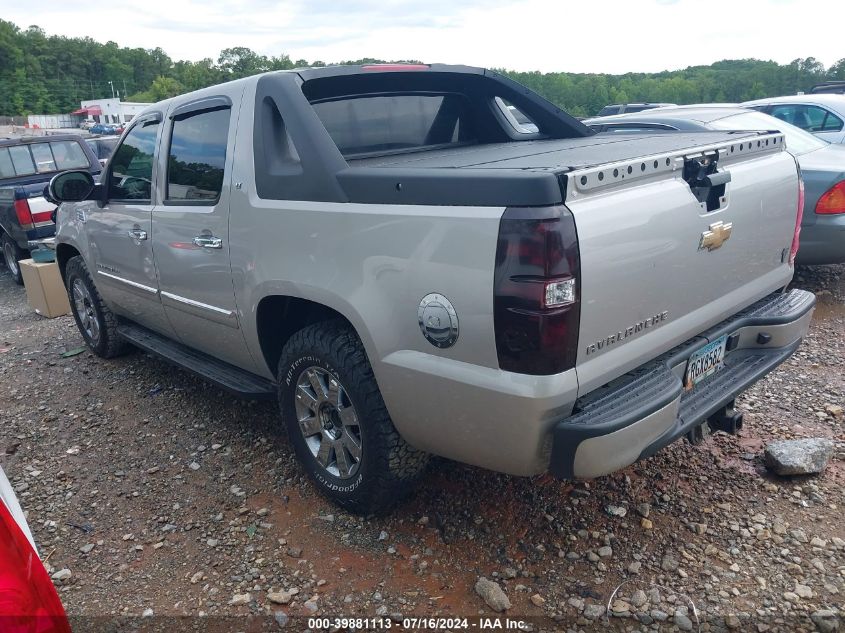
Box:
[804, 106, 827, 130]
[623, 105, 652, 113]
[51, 141, 89, 170]
[30, 143, 57, 173]
[108, 119, 160, 201]
[311, 94, 475, 157]
[597, 105, 621, 116]
[820, 110, 844, 132]
[166, 108, 230, 202]
[495, 97, 539, 134]
[8, 146, 35, 176]
[767, 104, 838, 133]
[0, 141, 89, 179]
[0, 149, 14, 178]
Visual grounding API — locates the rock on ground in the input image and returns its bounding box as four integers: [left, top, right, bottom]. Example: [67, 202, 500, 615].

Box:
[474, 577, 511, 612]
[811, 610, 840, 633]
[764, 438, 834, 475]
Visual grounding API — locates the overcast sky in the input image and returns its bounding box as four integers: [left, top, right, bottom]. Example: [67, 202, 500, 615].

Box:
[6, 0, 843, 74]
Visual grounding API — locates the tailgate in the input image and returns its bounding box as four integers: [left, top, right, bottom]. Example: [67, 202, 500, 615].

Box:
[566, 133, 799, 395]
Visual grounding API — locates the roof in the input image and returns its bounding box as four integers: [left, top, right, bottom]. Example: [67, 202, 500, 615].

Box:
[741, 94, 845, 108]
[0, 133, 90, 148]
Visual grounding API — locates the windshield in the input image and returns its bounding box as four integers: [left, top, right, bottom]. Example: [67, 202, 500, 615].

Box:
[708, 111, 828, 155]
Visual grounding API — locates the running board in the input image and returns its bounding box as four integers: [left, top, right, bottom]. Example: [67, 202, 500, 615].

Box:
[117, 323, 277, 400]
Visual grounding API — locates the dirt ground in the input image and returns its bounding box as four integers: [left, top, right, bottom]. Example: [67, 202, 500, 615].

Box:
[1, 263, 843, 633]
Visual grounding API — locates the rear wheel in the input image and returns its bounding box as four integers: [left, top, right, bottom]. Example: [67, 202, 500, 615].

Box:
[65, 256, 128, 358]
[278, 321, 429, 515]
[1, 234, 25, 285]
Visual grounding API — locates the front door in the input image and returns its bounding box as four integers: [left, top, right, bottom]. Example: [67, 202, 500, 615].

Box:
[151, 89, 257, 372]
[84, 114, 173, 336]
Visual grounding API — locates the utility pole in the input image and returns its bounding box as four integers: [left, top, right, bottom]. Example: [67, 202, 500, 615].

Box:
[108, 81, 115, 98]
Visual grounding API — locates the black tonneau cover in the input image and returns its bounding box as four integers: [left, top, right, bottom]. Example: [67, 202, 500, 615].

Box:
[338, 131, 769, 206]
[350, 131, 763, 171]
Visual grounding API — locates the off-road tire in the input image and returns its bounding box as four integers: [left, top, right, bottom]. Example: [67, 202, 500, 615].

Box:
[278, 320, 429, 515]
[65, 256, 128, 358]
[2, 233, 25, 285]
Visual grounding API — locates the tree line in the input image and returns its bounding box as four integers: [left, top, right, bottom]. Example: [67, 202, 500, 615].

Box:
[1, 19, 843, 118]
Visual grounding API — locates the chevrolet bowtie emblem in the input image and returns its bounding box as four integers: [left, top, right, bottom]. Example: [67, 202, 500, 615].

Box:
[699, 221, 733, 251]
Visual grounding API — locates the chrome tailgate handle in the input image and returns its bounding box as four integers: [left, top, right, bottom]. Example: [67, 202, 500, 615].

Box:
[192, 236, 223, 249]
[127, 229, 147, 240]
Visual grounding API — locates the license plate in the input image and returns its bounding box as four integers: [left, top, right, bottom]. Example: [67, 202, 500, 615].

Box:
[685, 335, 727, 390]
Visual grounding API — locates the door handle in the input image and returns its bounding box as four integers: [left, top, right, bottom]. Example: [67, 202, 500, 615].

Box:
[127, 229, 148, 240]
[192, 236, 223, 249]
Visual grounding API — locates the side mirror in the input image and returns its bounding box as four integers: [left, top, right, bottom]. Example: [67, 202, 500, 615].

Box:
[48, 170, 95, 202]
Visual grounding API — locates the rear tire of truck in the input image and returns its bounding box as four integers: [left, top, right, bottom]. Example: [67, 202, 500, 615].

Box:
[65, 256, 128, 359]
[1, 234, 25, 285]
[278, 321, 429, 515]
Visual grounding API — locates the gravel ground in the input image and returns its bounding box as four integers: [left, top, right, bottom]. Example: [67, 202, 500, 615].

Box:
[1, 263, 843, 632]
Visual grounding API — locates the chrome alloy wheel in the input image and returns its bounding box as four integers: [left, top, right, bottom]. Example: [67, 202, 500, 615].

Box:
[294, 366, 362, 479]
[71, 278, 100, 344]
[2, 241, 19, 277]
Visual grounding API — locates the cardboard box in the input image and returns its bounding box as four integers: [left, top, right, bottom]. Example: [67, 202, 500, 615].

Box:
[19, 259, 71, 318]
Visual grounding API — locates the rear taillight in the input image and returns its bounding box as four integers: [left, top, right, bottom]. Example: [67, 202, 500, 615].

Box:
[789, 177, 805, 266]
[494, 206, 581, 375]
[0, 501, 71, 633]
[815, 180, 845, 215]
[14, 199, 33, 230]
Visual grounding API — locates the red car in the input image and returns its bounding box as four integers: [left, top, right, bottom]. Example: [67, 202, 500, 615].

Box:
[0, 466, 71, 632]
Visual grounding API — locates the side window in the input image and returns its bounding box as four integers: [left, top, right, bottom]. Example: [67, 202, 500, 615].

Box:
[0, 149, 14, 178]
[820, 110, 844, 132]
[803, 106, 828, 131]
[51, 141, 90, 170]
[769, 105, 800, 126]
[30, 143, 57, 173]
[166, 108, 230, 203]
[768, 104, 830, 131]
[8, 145, 35, 176]
[494, 97, 539, 134]
[108, 119, 160, 202]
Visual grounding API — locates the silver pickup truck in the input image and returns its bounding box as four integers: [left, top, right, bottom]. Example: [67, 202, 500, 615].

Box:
[48, 64, 815, 514]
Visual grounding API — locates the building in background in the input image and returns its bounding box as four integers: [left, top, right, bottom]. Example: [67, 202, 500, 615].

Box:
[72, 99, 151, 125]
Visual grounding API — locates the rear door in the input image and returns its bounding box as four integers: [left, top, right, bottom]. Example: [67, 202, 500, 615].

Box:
[84, 114, 174, 336]
[151, 87, 258, 372]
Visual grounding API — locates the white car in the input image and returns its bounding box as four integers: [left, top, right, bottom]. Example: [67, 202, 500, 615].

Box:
[742, 94, 845, 144]
[0, 465, 71, 631]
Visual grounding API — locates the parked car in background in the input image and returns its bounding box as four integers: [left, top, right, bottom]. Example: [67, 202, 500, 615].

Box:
[0, 465, 71, 632]
[596, 102, 675, 116]
[85, 135, 120, 167]
[809, 81, 845, 95]
[89, 123, 118, 135]
[1, 135, 101, 283]
[49, 64, 813, 513]
[741, 95, 845, 144]
[586, 106, 845, 264]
